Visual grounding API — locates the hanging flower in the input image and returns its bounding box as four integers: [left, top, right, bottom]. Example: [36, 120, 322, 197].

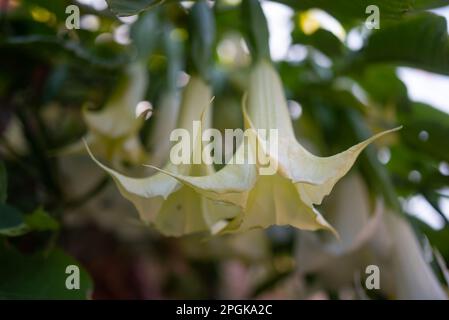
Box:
[87, 76, 254, 236]
[64, 62, 149, 167]
[296, 174, 448, 299]
[382, 212, 448, 299]
[160, 60, 399, 235]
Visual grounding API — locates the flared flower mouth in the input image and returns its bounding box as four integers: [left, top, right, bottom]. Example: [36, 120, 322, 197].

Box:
[133, 59, 400, 237]
[87, 58, 400, 237]
[87, 75, 250, 236]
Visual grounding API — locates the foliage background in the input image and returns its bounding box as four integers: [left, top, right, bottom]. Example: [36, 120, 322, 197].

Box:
[0, 0, 449, 299]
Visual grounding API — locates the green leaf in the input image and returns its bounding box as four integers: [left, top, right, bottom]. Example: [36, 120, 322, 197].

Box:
[387, 145, 447, 196]
[292, 28, 344, 58]
[0, 161, 6, 204]
[0, 204, 27, 237]
[242, 0, 271, 61]
[2, 36, 128, 69]
[130, 10, 160, 59]
[276, 0, 449, 25]
[106, 0, 167, 16]
[21, 0, 71, 20]
[345, 110, 403, 212]
[357, 13, 449, 75]
[399, 102, 449, 163]
[24, 208, 60, 232]
[0, 247, 92, 299]
[353, 65, 408, 106]
[0, 205, 59, 237]
[189, 0, 216, 80]
[106, 0, 449, 20]
[412, 217, 449, 261]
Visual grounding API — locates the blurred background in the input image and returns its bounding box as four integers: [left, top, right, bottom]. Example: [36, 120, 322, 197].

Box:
[0, 0, 449, 299]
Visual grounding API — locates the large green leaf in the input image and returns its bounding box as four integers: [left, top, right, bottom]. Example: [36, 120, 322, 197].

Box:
[106, 0, 167, 16]
[387, 143, 446, 193]
[130, 10, 161, 59]
[399, 102, 449, 163]
[0, 247, 92, 299]
[356, 13, 449, 75]
[352, 65, 408, 107]
[189, 0, 216, 79]
[277, 0, 449, 25]
[242, 0, 270, 60]
[105, 0, 449, 18]
[292, 28, 344, 58]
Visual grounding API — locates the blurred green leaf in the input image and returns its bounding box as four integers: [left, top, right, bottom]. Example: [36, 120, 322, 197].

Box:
[292, 28, 344, 58]
[242, 0, 271, 60]
[130, 10, 161, 60]
[388, 145, 447, 196]
[189, 0, 215, 80]
[346, 110, 403, 212]
[20, 0, 72, 20]
[0, 205, 59, 237]
[356, 13, 449, 75]
[0, 162, 6, 204]
[411, 216, 449, 261]
[24, 208, 59, 232]
[353, 65, 408, 106]
[2, 35, 129, 69]
[399, 102, 449, 163]
[0, 247, 92, 299]
[0, 204, 27, 237]
[106, 0, 167, 16]
[276, 0, 449, 25]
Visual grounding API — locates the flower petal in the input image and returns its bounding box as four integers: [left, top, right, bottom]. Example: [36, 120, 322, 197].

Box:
[147, 143, 257, 209]
[83, 62, 148, 139]
[86, 141, 184, 223]
[154, 185, 208, 236]
[291, 127, 401, 206]
[223, 174, 336, 235]
[385, 212, 448, 300]
[245, 59, 401, 207]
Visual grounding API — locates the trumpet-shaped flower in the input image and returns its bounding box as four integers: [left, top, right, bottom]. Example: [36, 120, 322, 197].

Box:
[87, 76, 255, 236]
[160, 60, 399, 235]
[65, 62, 149, 166]
[88, 58, 398, 236]
[296, 175, 448, 299]
[383, 212, 448, 299]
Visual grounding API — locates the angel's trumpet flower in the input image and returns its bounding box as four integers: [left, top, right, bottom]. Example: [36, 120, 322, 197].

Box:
[246, 60, 400, 208]
[233, 60, 396, 233]
[87, 76, 251, 236]
[296, 175, 448, 299]
[86, 61, 398, 236]
[87, 1, 253, 236]
[382, 213, 447, 299]
[163, 60, 399, 235]
[63, 62, 148, 166]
